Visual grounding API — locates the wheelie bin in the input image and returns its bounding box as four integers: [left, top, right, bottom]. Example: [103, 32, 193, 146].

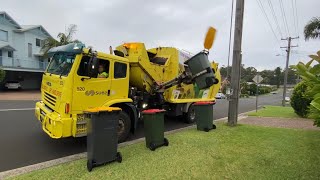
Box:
[193, 101, 216, 132]
[142, 109, 169, 151]
[184, 52, 218, 89]
[84, 107, 122, 172]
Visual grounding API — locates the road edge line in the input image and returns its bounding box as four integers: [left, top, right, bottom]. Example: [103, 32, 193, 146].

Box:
[0, 109, 257, 179]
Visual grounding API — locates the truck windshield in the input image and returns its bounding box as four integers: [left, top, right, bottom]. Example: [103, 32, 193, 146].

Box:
[47, 53, 76, 76]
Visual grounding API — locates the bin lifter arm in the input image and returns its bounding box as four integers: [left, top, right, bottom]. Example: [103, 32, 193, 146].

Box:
[153, 67, 213, 93]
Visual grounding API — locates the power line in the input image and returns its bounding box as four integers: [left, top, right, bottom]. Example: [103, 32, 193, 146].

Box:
[291, 0, 298, 37]
[256, 0, 281, 47]
[267, 0, 283, 38]
[226, 0, 235, 80]
[279, 0, 290, 37]
[294, 0, 300, 45]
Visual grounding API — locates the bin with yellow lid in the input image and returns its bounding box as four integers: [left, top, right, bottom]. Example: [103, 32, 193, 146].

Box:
[84, 107, 122, 172]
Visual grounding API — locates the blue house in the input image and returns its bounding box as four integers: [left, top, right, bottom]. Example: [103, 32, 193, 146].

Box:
[0, 11, 52, 89]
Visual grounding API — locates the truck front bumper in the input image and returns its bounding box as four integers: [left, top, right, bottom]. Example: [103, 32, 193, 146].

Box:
[35, 101, 73, 138]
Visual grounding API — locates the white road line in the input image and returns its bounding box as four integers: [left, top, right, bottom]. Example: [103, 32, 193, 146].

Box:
[0, 108, 35, 112]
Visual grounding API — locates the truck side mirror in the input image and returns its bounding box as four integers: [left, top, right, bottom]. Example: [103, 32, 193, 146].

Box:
[88, 56, 99, 78]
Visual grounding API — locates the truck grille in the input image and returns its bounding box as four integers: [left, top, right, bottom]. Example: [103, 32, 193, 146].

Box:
[44, 92, 57, 107]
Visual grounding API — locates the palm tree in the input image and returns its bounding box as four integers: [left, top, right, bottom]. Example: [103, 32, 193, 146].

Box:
[304, 17, 320, 40]
[41, 24, 81, 56]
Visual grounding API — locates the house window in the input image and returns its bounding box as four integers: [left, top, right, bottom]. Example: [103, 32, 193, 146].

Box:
[8, 51, 13, 58]
[114, 62, 127, 79]
[36, 38, 41, 47]
[0, 30, 8, 42]
[28, 43, 32, 57]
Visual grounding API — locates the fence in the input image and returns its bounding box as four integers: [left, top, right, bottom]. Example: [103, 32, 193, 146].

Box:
[0, 56, 48, 70]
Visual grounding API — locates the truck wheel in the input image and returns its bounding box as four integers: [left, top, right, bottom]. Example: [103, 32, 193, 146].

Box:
[118, 111, 131, 143]
[184, 104, 196, 124]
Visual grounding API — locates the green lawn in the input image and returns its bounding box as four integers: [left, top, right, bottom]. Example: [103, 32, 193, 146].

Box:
[248, 105, 299, 118]
[11, 123, 320, 180]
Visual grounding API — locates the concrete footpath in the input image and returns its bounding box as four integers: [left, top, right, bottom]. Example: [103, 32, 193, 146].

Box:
[240, 116, 319, 131]
[0, 91, 40, 101]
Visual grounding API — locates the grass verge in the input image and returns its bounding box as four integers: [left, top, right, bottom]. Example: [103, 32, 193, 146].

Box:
[248, 105, 299, 118]
[10, 123, 320, 180]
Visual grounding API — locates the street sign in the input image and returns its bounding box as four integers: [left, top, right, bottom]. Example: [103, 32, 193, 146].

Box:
[252, 75, 263, 84]
[253, 74, 263, 113]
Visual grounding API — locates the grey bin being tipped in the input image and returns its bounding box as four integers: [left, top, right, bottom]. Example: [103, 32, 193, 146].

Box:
[184, 52, 218, 89]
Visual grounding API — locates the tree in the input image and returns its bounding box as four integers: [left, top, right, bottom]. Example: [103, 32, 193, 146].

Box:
[274, 67, 281, 88]
[304, 17, 320, 40]
[0, 68, 5, 82]
[42, 24, 81, 56]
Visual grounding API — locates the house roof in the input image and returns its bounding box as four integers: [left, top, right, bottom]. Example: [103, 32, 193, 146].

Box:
[0, 41, 16, 51]
[0, 11, 21, 28]
[0, 12, 52, 38]
[14, 25, 53, 38]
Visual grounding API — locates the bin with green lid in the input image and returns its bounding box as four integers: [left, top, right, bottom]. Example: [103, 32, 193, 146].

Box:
[84, 107, 122, 172]
[142, 109, 169, 151]
[193, 101, 216, 132]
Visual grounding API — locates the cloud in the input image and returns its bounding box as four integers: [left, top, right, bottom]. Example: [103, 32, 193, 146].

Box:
[1, 0, 319, 70]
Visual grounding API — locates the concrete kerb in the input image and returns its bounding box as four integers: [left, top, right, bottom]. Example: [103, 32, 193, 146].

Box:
[0, 110, 256, 179]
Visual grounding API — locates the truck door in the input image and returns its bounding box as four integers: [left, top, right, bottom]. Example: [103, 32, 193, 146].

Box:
[73, 55, 112, 111]
[109, 61, 129, 101]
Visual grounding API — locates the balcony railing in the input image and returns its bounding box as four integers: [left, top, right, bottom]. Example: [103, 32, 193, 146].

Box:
[0, 56, 48, 70]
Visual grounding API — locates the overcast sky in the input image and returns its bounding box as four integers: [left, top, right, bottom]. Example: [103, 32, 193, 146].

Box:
[2, 0, 319, 70]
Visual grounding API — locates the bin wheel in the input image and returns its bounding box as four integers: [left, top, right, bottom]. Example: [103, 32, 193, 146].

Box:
[87, 160, 94, 172]
[149, 143, 156, 151]
[212, 124, 217, 129]
[164, 138, 169, 146]
[116, 152, 122, 163]
[204, 128, 210, 132]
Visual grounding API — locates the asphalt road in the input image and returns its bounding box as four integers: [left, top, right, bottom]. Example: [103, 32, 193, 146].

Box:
[0, 91, 285, 172]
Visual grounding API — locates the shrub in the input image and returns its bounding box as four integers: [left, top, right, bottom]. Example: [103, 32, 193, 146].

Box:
[247, 84, 272, 95]
[0, 68, 5, 82]
[290, 81, 313, 117]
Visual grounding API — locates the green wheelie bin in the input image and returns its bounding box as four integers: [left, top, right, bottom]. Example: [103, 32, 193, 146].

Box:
[194, 101, 216, 132]
[84, 107, 122, 172]
[142, 109, 169, 151]
[184, 52, 219, 89]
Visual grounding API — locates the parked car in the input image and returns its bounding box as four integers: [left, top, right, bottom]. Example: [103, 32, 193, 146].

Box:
[271, 91, 277, 94]
[5, 81, 22, 90]
[285, 96, 290, 102]
[215, 92, 226, 99]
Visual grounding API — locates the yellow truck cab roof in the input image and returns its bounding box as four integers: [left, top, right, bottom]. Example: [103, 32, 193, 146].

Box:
[82, 48, 129, 63]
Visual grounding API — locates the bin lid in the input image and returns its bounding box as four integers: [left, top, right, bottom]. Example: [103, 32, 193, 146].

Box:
[84, 107, 121, 113]
[194, 101, 215, 105]
[142, 109, 166, 114]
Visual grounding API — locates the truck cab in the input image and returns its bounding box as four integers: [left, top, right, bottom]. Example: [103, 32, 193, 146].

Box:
[35, 43, 135, 142]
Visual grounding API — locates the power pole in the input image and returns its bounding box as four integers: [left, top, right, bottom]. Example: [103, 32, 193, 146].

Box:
[228, 0, 245, 126]
[281, 36, 298, 106]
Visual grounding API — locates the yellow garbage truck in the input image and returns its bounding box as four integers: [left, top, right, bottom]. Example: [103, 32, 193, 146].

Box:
[35, 29, 221, 142]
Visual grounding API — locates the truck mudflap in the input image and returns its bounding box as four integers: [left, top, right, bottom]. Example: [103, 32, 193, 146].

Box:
[35, 102, 72, 138]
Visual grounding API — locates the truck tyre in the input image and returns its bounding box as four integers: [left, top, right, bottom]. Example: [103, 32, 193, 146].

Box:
[118, 111, 131, 143]
[184, 104, 196, 124]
